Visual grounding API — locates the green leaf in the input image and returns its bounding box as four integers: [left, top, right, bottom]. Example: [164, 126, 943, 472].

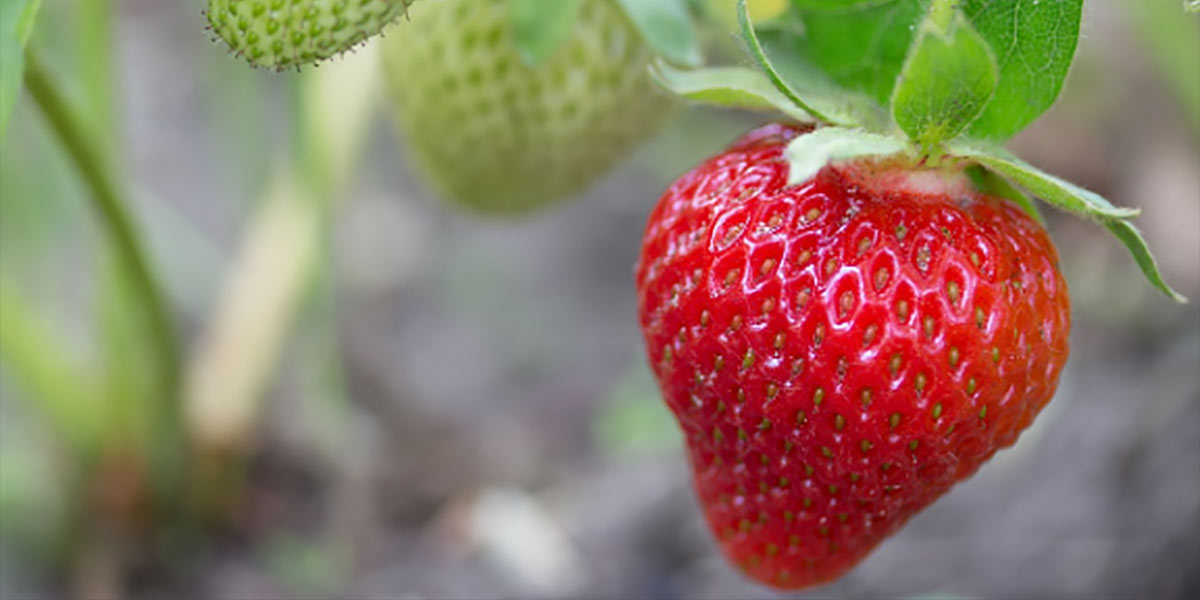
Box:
[787, 0, 1084, 141]
[0, 277, 101, 450]
[1121, 0, 1200, 134]
[790, 0, 926, 107]
[738, 0, 869, 126]
[965, 164, 1042, 225]
[1104, 220, 1187, 303]
[949, 142, 1139, 220]
[650, 61, 817, 122]
[510, 0, 585, 66]
[0, 0, 42, 140]
[783, 126, 908, 185]
[949, 142, 1184, 303]
[613, 0, 702, 67]
[892, 9, 997, 148]
[755, 27, 890, 129]
[960, 0, 1082, 140]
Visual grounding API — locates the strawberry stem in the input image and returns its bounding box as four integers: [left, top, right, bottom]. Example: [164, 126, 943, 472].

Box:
[736, 0, 837, 125]
[23, 49, 180, 398]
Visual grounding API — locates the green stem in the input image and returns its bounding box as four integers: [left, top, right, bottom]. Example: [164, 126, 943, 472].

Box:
[22, 49, 179, 396]
[737, 0, 836, 124]
[0, 280, 99, 449]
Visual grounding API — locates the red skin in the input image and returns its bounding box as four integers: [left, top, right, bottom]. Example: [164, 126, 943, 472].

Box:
[635, 124, 1070, 590]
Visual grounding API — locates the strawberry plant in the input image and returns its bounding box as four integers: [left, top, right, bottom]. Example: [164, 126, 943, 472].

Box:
[636, 0, 1185, 590]
[0, 0, 1193, 596]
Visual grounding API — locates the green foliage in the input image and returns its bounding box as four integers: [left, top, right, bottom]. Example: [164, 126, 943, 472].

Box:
[784, 0, 1080, 142]
[0, 425, 70, 563]
[960, 0, 1081, 139]
[950, 142, 1185, 303]
[891, 10, 997, 148]
[0, 280, 100, 449]
[738, 1, 866, 125]
[662, 0, 1181, 302]
[950, 143, 1139, 220]
[614, 0, 703, 66]
[1122, 0, 1200, 133]
[0, 0, 41, 139]
[965, 164, 1042, 225]
[1104, 220, 1188, 304]
[789, 0, 926, 107]
[651, 62, 816, 122]
[755, 26, 889, 128]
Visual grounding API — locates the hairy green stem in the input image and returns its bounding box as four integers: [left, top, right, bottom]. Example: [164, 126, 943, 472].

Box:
[23, 50, 179, 396]
[736, 0, 836, 124]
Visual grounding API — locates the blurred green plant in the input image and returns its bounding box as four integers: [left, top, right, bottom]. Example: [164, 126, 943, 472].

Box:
[0, 0, 1193, 596]
[594, 362, 681, 458]
[1122, 0, 1200, 133]
[0, 1, 384, 593]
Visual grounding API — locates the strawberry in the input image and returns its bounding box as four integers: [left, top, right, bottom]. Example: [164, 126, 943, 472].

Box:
[635, 123, 1071, 590]
[206, 0, 415, 70]
[380, 0, 675, 214]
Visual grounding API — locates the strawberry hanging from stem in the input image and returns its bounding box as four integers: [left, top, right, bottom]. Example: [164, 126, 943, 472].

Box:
[206, 0, 416, 70]
[638, 0, 1184, 591]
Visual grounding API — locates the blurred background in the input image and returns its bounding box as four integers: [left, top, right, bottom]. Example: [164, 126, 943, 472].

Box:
[0, 0, 1197, 598]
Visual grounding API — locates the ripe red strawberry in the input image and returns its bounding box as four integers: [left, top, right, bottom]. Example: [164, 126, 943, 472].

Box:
[635, 123, 1071, 590]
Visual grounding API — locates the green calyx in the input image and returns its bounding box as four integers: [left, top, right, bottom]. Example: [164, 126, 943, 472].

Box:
[891, 7, 997, 151]
[651, 0, 1185, 303]
[206, 0, 416, 70]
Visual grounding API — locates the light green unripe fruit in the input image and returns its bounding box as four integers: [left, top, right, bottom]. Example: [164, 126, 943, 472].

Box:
[381, 0, 676, 214]
[207, 0, 416, 69]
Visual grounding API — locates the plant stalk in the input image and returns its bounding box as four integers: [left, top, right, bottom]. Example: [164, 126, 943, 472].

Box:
[22, 49, 179, 396]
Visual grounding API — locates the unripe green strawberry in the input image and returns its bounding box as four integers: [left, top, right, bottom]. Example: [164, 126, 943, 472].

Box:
[380, 0, 676, 214]
[207, 0, 415, 70]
